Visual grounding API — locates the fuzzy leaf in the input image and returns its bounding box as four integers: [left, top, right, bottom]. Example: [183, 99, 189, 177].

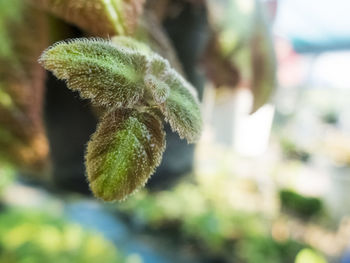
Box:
[142, 52, 201, 142]
[86, 108, 165, 201]
[160, 70, 202, 143]
[144, 54, 171, 104]
[144, 53, 201, 142]
[39, 38, 148, 107]
[40, 36, 202, 144]
[144, 75, 169, 104]
[28, 0, 145, 36]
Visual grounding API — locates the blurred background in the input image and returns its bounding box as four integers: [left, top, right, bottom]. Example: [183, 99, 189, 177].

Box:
[1, 0, 350, 262]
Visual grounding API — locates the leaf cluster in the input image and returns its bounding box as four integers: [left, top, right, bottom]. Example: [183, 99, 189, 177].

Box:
[40, 37, 202, 201]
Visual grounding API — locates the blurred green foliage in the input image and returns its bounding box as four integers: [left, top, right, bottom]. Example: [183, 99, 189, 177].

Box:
[279, 189, 323, 219]
[0, 166, 14, 195]
[0, 209, 123, 263]
[295, 248, 327, 263]
[321, 110, 338, 125]
[117, 170, 333, 263]
[119, 181, 311, 261]
[0, 0, 22, 63]
[237, 236, 305, 263]
[280, 138, 310, 162]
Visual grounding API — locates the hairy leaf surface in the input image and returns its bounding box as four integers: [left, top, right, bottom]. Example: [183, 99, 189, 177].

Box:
[39, 39, 148, 107]
[112, 33, 171, 103]
[160, 70, 202, 143]
[40, 37, 202, 144]
[144, 54, 171, 104]
[86, 108, 165, 201]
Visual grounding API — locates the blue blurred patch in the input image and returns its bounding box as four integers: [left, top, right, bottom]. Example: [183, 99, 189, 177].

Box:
[274, 0, 350, 52]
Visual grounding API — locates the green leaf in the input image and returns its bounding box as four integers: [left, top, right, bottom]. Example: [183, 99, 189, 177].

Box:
[160, 69, 202, 143]
[143, 54, 202, 142]
[86, 108, 165, 201]
[144, 75, 169, 104]
[111, 37, 171, 104]
[40, 36, 202, 143]
[144, 54, 171, 104]
[39, 36, 202, 200]
[39, 38, 148, 107]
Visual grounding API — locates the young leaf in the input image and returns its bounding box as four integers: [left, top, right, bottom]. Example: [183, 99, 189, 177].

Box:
[141, 52, 201, 142]
[86, 108, 165, 201]
[144, 54, 171, 104]
[160, 69, 202, 143]
[39, 38, 148, 107]
[144, 75, 169, 104]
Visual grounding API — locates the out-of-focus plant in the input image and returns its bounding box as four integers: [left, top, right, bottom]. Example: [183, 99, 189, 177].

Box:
[321, 110, 338, 125]
[0, 209, 125, 263]
[0, 166, 14, 196]
[237, 236, 305, 263]
[204, 0, 276, 112]
[279, 189, 323, 219]
[294, 248, 327, 263]
[120, 180, 268, 256]
[27, 0, 144, 37]
[280, 138, 310, 163]
[119, 178, 326, 262]
[0, 0, 49, 173]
